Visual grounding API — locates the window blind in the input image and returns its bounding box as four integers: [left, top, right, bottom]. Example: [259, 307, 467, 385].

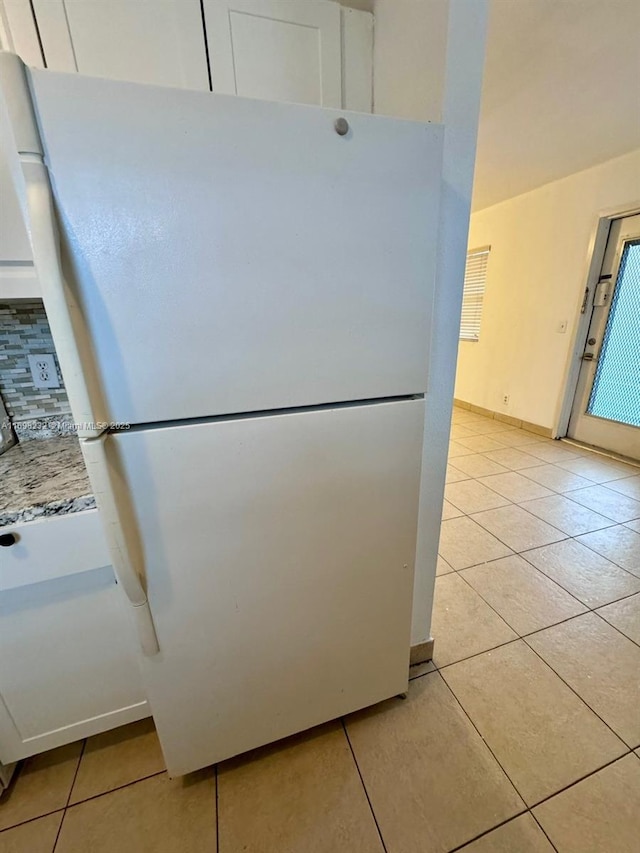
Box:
[460, 246, 490, 341]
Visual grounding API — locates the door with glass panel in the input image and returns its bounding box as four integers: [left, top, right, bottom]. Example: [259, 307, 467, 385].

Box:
[568, 214, 640, 459]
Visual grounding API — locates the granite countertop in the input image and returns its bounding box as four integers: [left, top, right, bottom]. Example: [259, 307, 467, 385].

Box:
[0, 436, 96, 527]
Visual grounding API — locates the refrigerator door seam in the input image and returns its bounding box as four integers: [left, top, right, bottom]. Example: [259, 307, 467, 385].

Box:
[109, 394, 426, 433]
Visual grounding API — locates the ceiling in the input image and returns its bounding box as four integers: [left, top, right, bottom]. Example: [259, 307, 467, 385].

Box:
[472, 0, 640, 210]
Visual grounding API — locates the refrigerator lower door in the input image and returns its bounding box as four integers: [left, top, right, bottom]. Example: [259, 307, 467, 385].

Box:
[108, 399, 424, 775]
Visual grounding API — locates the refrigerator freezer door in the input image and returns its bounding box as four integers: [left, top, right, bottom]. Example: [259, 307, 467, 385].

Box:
[107, 398, 424, 775]
[29, 70, 442, 424]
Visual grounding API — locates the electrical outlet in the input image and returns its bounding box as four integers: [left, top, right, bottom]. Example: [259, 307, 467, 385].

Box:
[27, 354, 60, 389]
[502, 394, 510, 406]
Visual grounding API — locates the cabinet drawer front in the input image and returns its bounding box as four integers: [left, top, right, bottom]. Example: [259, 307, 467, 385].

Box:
[0, 510, 110, 590]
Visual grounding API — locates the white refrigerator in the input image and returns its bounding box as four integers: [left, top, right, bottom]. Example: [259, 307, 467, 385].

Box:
[0, 53, 443, 776]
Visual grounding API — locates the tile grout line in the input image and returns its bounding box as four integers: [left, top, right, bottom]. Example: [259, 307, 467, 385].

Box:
[439, 545, 640, 734]
[443, 502, 640, 587]
[520, 638, 634, 750]
[444, 505, 571, 560]
[447, 475, 640, 532]
[57, 769, 167, 810]
[438, 495, 640, 670]
[340, 719, 389, 853]
[455, 417, 639, 471]
[457, 562, 580, 638]
[0, 807, 65, 837]
[439, 655, 635, 820]
[589, 607, 640, 650]
[526, 749, 635, 811]
[529, 809, 560, 853]
[429, 589, 640, 675]
[52, 738, 86, 852]
[437, 455, 639, 781]
[449, 551, 588, 645]
[435, 672, 528, 819]
[450, 436, 639, 492]
[545, 486, 640, 527]
[446, 808, 560, 853]
[445, 534, 640, 652]
[444, 807, 531, 852]
[439, 433, 640, 676]
[448, 534, 640, 581]
[515, 544, 640, 595]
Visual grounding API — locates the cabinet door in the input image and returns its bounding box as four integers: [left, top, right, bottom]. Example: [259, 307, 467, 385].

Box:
[0, 567, 149, 763]
[0, 89, 39, 292]
[203, 0, 341, 106]
[32, 0, 209, 89]
[341, 6, 373, 112]
[0, 0, 44, 67]
[0, 2, 40, 293]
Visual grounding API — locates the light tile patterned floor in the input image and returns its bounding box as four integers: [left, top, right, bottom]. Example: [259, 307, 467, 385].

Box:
[1, 408, 639, 852]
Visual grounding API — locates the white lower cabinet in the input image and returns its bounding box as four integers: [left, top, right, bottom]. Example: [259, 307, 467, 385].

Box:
[0, 511, 149, 763]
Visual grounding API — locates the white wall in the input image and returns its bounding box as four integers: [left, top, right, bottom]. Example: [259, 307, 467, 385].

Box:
[373, 0, 447, 122]
[455, 148, 640, 431]
[374, 0, 488, 650]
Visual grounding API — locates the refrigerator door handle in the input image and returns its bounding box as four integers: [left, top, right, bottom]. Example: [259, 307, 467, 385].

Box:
[0, 53, 104, 438]
[20, 158, 103, 436]
[82, 437, 160, 657]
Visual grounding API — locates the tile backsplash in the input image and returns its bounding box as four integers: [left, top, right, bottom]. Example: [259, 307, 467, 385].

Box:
[0, 300, 71, 438]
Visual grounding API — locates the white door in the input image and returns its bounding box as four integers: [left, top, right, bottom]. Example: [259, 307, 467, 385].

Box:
[203, 0, 342, 106]
[107, 398, 424, 775]
[0, 565, 148, 763]
[29, 69, 443, 425]
[568, 214, 640, 459]
[32, 0, 209, 89]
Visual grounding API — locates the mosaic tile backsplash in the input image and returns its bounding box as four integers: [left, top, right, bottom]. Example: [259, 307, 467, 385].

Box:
[0, 301, 71, 433]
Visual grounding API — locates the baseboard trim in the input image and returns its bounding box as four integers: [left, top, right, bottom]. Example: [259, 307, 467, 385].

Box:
[453, 399, 553, 438]
[410, 639, 434, 665]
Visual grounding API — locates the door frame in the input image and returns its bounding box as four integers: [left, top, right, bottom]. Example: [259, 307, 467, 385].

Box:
[556, 200, 640, 440]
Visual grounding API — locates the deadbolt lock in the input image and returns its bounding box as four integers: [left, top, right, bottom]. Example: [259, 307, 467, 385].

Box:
[588, 337, 596, 346]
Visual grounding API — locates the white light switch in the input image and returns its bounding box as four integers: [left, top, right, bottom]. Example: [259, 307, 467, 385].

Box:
[27, 354, 61, 389]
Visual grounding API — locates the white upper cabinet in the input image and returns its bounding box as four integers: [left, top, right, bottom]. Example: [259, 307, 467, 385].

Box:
[17, 1, 371, 109]
[340, 6, 373, 113]
[203, 0, 342, 107]
[32, 0, 210, 89]
[0, 0, 44, 67]
[0, 0, 371, 289]
[0, 0, 41, 288]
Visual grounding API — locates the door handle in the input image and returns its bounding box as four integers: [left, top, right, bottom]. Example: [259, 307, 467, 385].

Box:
[81, 437, 160, 657]
[581, 352, 595, 361]
[580, 286, 590, 314]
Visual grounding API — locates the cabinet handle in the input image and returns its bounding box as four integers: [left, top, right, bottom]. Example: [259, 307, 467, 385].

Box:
[0, 533, 17, 547]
